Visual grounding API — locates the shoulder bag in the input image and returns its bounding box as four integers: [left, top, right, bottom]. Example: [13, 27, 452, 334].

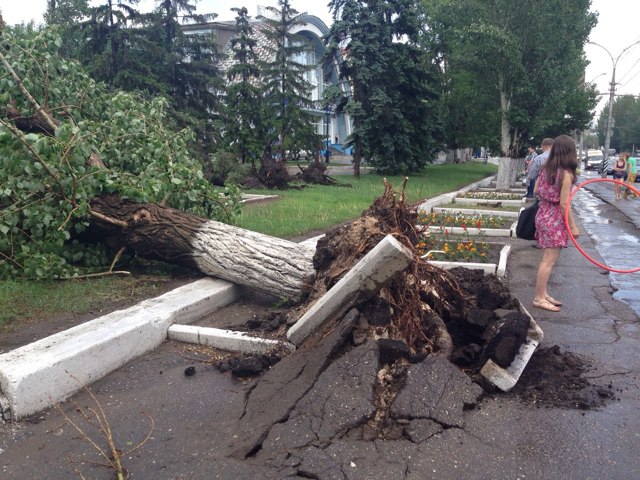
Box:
[516, 200, 539, 240]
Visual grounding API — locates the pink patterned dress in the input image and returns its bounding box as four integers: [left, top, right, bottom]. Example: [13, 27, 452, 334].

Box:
[535, 169, 570, 248]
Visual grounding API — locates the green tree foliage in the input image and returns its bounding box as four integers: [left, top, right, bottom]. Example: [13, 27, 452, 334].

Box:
[327, 0, 441, 175]
[49, 1, 224, 155]
[44, 0, 90, 58]
[258, 0, 316, 160]
[597, 96, 640, 153]
[223, 7, 266, 166]
[0, 27, 240, 279]
[426, 0, 597, 157]
[77, 0, 142, 83]
[149, 0, 224, 152]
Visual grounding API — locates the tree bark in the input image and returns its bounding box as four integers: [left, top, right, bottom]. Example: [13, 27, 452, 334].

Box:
[496, 157, 516, 190]
[89, 195, 316, 302]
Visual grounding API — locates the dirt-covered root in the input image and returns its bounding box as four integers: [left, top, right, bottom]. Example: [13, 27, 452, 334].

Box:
[292, 161, 342, 186]
[255, 155, 291, 189]
[306, 178, 468, 357]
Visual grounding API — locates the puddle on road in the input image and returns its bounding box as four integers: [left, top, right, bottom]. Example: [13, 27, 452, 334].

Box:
[573, 189, 640, 316]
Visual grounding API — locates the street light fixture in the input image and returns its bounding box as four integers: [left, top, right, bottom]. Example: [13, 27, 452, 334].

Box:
[588, 40, 640, 177]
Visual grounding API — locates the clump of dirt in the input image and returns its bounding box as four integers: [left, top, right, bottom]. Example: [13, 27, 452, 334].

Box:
[510, 345, 617, 409]
[292, 161, 344, 186]
[218, 349, 285, 377]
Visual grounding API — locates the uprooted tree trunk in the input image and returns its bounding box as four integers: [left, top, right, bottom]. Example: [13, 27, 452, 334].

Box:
[88, 195, 316, 303]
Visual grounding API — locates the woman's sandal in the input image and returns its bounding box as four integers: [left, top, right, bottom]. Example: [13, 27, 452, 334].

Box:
[545, 296, 562, 307]
[532, 298, 561, 312]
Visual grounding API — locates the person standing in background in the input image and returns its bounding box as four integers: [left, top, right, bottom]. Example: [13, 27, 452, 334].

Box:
[612, 153, 627, 200]
[526, 138, 554, 198]
[532, 135, 580, 312]
[524, 146, 537, 174]
[623, 153, 638, 199]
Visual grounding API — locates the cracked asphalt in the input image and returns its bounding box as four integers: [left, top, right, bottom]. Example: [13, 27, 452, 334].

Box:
[1, 175, 639, 480]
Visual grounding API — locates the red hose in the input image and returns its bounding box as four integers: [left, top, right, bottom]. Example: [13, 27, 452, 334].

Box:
[565, 177, 640, 273]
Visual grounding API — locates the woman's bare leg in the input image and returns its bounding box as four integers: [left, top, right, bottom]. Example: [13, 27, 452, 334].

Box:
[535, 247, 561, 301]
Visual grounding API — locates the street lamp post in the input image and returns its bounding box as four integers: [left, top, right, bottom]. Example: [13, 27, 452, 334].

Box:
[324, 106, 330, 163]
[589, 40, 640, 177]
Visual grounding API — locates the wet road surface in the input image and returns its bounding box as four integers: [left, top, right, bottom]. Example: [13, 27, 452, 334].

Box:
[574, 172, 640, 315]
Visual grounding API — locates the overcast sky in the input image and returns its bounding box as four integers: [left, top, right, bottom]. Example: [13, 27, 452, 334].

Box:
[2, 0, 639, 117]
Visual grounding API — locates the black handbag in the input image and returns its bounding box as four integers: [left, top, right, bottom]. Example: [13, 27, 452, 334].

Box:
[516, 200, 539, 240]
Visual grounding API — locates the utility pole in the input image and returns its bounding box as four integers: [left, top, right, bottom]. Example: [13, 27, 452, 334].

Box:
[589, 40, 640, 177]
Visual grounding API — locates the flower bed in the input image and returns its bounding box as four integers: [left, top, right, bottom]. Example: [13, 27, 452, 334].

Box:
[434, 204, 521, 216]
[416, 234, 511, 276]
[417, 235, 493, 263]
[417, 211, 515, 237]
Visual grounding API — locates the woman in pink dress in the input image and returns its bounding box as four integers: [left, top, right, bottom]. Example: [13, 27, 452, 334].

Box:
[532, 134, 580, 312]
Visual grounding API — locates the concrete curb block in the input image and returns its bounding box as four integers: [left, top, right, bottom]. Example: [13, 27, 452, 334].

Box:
[168, 325, 296, 354]
[433, 206, 520, 218]
[496, 244, 512, 277]
[453, 197, 525, 207]
[423, 223, 515, 237]
[298, 234, 325, 249]
[480, 302, 543, 391]
[287, 235, 413, 345]
[0, 278, 240, 419]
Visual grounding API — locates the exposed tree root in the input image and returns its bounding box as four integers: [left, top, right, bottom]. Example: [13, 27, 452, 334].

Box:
[309, 178, 468, 357]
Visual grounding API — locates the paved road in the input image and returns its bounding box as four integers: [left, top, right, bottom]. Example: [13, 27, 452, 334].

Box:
[1, 176, 639, 480]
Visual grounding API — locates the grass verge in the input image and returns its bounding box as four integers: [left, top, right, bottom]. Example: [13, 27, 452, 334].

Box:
[0, 272, 191, 330]
[236, 162, 498, 237]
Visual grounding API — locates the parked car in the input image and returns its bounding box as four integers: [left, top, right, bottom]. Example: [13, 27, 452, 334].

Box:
[583, 149, 604, 171]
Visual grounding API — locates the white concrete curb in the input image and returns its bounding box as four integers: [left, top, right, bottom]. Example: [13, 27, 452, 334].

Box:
[480, 302, 543, 391]
[168, 325, 295, 354]
[0, 278, 240, 419]
[453, 197, 525, 207]
[287, 235, 413, 345]
[432, 206, 520, 219]
[423, 222, 516, 237]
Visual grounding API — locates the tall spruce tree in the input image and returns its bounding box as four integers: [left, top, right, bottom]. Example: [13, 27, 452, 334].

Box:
[78, 0, 142, 84]
[223, 7, 265, 166]
[258, 0, 315, 162]
[44, 0, 90, 59]
[149, 0, 223, 153]
[327, 0, 441, 176]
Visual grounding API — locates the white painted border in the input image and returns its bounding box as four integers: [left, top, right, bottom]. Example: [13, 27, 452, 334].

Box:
[454, 197, 525, 206]
[0, 279, 241, 419]
[432, 207, 520, 219]
[168, 325, 295, 354]
[424, 222, 516, 237]
[479, 303, 544, 391]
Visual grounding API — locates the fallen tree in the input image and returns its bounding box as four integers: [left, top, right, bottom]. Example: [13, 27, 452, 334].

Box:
[88, 195, 315, 302]
[0, 27, 242, 280]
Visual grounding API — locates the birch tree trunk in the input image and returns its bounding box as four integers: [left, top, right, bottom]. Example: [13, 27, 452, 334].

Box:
[89, 195, 316, 302]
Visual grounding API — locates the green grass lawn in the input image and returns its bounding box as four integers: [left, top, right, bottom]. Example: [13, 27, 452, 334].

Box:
[0, 161, 497, 327]
[236, 162, 498, 237]
[0, 274, 184, 330]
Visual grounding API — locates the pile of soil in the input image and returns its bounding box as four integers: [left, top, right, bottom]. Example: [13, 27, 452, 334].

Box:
[510, 345, 617, 409]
